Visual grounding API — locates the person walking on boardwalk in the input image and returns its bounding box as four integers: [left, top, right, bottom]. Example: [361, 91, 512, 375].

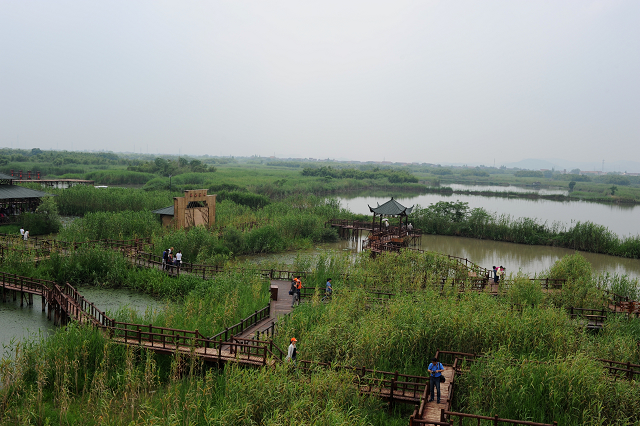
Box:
[291, 276, 302, 307]
[23, 230, 29, 241]
[20, 227, 24, 238]
[322, 278, 332, 302]
[428, 357, 444, 403]
[162, 249, 168, 270]
[285, 337, 297, 366]
[493, 266, 499, 284]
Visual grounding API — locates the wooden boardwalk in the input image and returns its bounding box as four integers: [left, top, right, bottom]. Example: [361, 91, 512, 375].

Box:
[414, 366, 455, 424]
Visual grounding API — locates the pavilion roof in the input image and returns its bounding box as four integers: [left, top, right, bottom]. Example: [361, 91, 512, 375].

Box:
[368, 198, 414, 216]
[0, 185, 52, 200]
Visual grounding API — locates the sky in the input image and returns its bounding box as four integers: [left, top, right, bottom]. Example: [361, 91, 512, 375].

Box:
[1, 1, 639, 166]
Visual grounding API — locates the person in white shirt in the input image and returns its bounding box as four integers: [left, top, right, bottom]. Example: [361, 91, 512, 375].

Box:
[175, 250, 182, 267]
[285, 337, 297, 366]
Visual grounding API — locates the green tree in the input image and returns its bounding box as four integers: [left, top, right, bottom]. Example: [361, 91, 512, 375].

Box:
[568, 181, 576, 191]
[609, 185, 618, 196]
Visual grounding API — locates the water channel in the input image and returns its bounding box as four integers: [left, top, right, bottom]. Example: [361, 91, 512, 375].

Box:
[1, 285, 161, 358]
[3, 185, 639, 356]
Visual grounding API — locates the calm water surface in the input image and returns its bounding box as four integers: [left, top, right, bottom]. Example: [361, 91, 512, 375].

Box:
[241, 237, 640, 281]
[337, 193, 640, 237]
[0, 286, 160, 358]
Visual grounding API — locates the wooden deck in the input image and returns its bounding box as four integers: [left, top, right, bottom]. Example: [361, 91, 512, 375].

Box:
[418, 367, 456, 424]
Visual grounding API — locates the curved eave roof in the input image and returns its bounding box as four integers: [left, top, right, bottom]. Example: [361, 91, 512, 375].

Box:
[0, 185, 53, 200]
[368, 198, 414, 216]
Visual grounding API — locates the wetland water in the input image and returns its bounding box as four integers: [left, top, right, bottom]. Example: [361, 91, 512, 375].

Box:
[337, 189, 640, 237]
[0, 286, 161, 358]
[242, 237, 640, 281]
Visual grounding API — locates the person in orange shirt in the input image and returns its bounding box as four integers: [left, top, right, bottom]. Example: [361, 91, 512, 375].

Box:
[291, 276, 302, 307]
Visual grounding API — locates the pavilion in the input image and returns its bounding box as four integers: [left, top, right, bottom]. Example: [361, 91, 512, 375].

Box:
[0, 172, 53, 223]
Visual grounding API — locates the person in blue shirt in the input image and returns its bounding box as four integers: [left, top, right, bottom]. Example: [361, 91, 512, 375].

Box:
[428, 357, 444, 403]
[322, 278, 333, 302]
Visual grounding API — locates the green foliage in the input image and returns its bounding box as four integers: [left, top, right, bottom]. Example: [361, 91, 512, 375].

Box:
[84, 170, 155, 185]
[429, 168, 453, 175]
[243, 225, 285, 253]
[301, 166, 418, 183]
[216, 190, 270, 209]
[506, 274, 544, 308]
[605, 175, 630, 186]
[18, 196, 61, 235]
[457, 350, 640, 425]
[553, 173, 591, 182]
[127, 156, 216, 175]
[546, 253, 603, 309]
[459, 168, 490, 177]
[58, 210, 162, 241]
[155, 226, 226, 264]
[514, 170, 544, 178]
[53, 186, 174, 216]
[410, 202, 640, 259]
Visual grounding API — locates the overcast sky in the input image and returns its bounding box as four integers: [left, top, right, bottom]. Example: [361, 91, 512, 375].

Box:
[1, 1, 639, 165]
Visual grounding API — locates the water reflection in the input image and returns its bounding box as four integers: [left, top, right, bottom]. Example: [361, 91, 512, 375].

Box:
[337, 193, 640, 237]
[447, 183, 567, 196]
[0, 286, 160, 358]
[240, 236, 640, 281]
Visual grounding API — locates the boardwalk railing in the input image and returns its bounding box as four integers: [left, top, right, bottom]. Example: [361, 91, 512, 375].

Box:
[209, 304, 271, 341]
[597, 358, 640, 380]
[297, 360, 429, 402]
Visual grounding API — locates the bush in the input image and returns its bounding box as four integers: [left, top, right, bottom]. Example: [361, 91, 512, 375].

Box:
[18, 196, 61, 235]
[244, 225, 284, 253]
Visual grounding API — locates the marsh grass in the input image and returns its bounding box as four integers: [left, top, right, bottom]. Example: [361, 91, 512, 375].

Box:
[456, 350, 640, 425]
[3, 248, 640, 425]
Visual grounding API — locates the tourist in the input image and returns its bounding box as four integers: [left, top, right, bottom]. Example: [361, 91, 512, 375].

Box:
[407, 223, 413, 231]
[428, 357, 444, 403]
[20, 227, 24, 238]
[175, 250, 182, 268]
[162, 249, 168, 270]
[322, 278, 332, 302]
[291, 276, 302, 307]
[493, 266, 499, 284]
[285, 337, 297, 366]
[499, 266, 505, 281]
[23, 230, 29, 241]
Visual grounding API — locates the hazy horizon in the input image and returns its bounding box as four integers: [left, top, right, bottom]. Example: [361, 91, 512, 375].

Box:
[2, 1, 639, 166]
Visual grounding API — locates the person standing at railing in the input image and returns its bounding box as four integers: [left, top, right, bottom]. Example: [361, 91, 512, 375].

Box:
[428, 357, 444, 404]
[175, 250, 182, 269]
[162, 248, 168, 270]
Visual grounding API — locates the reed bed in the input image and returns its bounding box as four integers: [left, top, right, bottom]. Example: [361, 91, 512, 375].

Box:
[3, 247, 640, 424]
[456, 350, 640, 425]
